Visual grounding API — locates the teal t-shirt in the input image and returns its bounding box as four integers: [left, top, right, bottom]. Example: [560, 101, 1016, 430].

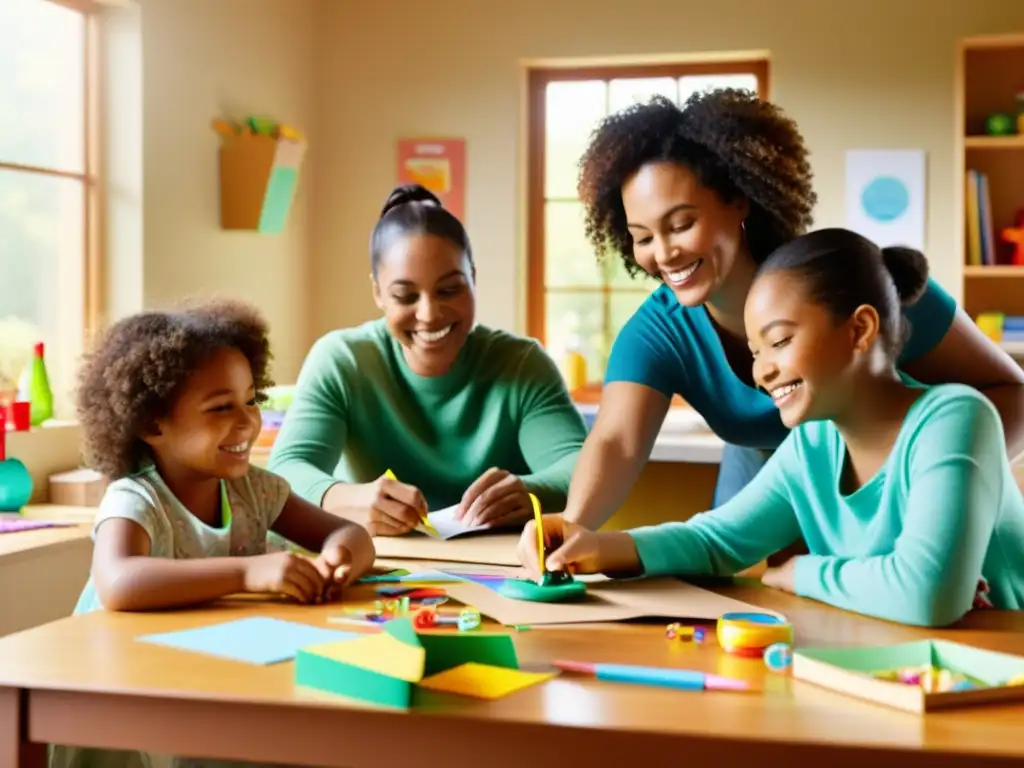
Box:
[604, 278, 958, 448]
[629, 384, 1024, 626]
[267, 320, 587, 513]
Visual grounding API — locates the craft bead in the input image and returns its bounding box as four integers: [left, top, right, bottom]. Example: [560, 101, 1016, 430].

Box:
[763, 642, 792, 672]
[412, 607, 436, 629]
[458, 609, 481, 632]
[693, 627, 706, 643]
[665, 622, 693, 641]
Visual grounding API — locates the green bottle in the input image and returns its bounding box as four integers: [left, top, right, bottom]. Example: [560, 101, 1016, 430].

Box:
[24, 343, 53, 427]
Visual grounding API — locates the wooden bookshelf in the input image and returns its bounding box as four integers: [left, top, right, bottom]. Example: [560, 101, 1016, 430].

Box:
[956, 34, 1024, 320]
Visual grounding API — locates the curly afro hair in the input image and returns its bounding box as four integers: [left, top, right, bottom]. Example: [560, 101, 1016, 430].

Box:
[76, 298, 274, 479]
[577, 88, 817, 278]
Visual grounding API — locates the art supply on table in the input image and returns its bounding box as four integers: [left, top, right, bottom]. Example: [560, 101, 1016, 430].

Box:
[717, 611, 793, 657]
[552, 660, 751, 692]
[7, 401, 30, 431]
[385, 469, 439, 537]
[665, 622, 694, 641]
[763, 642, 793, 673]
[0, 518, 74, 534]
[793, 639, 1024, 715]
[138, 617, 357, 665]
[497, 494, 587, 603]
[418, 662, 555, 700]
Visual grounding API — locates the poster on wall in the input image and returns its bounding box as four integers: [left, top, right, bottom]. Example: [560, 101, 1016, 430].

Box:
[396, 138, 466, 222]
[844, 149, 926, 251]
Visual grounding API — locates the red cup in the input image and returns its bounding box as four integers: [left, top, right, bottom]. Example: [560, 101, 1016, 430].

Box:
[8, 401, 30, 432]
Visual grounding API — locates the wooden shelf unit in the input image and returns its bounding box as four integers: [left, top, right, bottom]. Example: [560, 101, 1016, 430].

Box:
[956, 34, 1024, 320]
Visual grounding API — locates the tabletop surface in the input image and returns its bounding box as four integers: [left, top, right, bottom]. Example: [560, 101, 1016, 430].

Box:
[1, 577, 1023, 759]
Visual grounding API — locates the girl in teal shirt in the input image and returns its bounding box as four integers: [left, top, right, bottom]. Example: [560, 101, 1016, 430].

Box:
[518, 228, 1024, 626]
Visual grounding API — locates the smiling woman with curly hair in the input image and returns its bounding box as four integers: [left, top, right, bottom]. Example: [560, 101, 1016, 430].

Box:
[548, 88, 1024, 558]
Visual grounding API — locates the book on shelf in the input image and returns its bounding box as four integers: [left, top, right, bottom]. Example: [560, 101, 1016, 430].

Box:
[965, 168, 998, 267]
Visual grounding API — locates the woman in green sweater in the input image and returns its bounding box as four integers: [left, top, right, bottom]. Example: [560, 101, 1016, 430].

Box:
[268, 184, 587, 536]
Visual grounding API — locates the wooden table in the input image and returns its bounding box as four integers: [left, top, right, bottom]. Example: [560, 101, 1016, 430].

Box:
[1, 580, 1024, 768]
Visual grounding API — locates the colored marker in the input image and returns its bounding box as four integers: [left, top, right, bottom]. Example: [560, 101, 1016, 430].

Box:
[552, 660, 751, 692]
[385, 469, 439, 536]
[530, 492, 545, 577]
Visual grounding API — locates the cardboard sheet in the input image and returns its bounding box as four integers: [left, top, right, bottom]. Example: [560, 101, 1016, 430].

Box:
[440, 573, 780, 627]
[371, 532, 520, 566]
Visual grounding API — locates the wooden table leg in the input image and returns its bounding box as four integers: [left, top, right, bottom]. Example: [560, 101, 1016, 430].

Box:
[0, 688, 44, 768]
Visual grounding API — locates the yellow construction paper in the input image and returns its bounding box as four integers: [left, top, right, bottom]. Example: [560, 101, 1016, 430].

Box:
[418, 662, 555, 700]
[303, 632, 425, 682]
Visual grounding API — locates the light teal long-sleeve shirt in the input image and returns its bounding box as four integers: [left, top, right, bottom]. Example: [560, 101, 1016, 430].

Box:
[267, 319, 587, 513]
[630, 384, 1024, 627]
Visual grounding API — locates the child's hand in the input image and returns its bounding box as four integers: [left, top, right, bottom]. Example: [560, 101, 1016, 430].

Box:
[761, 556, 800, 594]
[315, 526, 377, 600]
[243, 551, 327, 604]
[516, 514, 602, 581]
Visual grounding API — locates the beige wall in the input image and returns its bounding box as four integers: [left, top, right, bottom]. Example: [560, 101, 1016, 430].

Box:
[309, 0, 1024, 343]
[137, 0, 316, 383]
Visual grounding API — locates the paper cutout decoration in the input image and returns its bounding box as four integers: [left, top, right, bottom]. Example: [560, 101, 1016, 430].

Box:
[138, 617, 357, 665]
[419, 662, 555, 700]
[294, 618, 519, 708]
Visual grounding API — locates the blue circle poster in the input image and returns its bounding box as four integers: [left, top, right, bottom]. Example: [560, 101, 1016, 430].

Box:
[845, 150, 925, 250]
[860, 176, 910, 223]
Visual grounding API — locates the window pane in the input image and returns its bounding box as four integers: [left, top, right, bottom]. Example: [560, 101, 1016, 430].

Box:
[0, 169, 84, 408]
[0, 0, 85, 172]
[678, 74, 759, 104]
[544, 80, 606, 199]
[605, 249, 661, 290]
[608, 77, 677, 113]
[545, 291, 607, 383]
[544, 201, 603, 287]
[610, 291, 653, 346]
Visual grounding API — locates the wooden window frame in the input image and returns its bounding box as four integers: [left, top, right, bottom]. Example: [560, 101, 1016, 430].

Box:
[0, 0, 105, 347]
[526, 60, 769, 348]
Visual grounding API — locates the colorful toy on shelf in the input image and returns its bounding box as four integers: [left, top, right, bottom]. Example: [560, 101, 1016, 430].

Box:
[1001, 208, 1024, 266]
[985, 112, 1016, 136]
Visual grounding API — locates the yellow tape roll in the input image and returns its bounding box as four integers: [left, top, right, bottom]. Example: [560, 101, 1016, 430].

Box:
[716, 612, 793, 656]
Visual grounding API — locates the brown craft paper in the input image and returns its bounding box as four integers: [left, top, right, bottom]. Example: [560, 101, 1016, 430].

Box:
[441, 573, 779, 627]
[371, 532, 520, 566]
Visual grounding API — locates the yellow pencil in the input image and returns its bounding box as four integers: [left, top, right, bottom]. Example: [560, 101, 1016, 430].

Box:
[385, 469, 439, 536]
[530, 493, 544, 575]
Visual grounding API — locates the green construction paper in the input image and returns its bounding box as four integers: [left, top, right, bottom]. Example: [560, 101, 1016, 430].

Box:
[294, 647, 412, 708]
[384, 617, 421, 648]
[258, 166, 298, 233]
[796, 640, 1024, 686]
[417, 632, 519, 676]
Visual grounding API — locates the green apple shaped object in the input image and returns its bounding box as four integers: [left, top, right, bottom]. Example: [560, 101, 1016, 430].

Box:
[498, 570, 588, 603]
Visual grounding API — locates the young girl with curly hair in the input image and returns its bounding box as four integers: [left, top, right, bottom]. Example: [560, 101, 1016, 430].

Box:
[563, 89, 1024, 540]
[71, 298, 375, 613]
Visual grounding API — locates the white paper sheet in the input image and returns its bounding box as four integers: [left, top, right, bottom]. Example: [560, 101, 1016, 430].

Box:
[416, 505, 490, 540]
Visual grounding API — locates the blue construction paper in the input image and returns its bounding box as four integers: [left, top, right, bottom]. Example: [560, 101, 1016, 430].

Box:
[138, 617, 357, 665]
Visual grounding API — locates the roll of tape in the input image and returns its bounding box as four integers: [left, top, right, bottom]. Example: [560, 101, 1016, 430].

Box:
[716, 612, 793, 657]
